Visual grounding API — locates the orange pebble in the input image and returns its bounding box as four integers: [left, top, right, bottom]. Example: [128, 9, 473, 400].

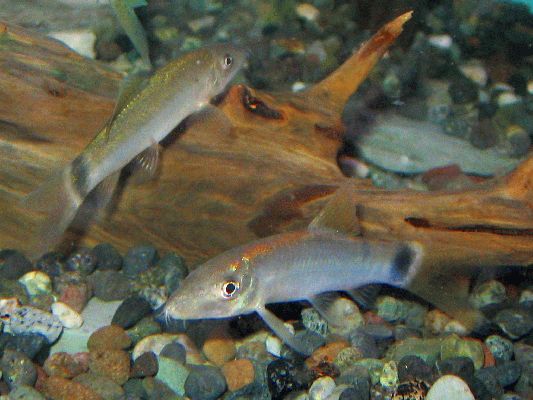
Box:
[222, 359, 255, 391]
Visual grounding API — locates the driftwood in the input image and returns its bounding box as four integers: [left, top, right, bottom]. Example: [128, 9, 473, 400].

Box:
[0, 13, 532, 275]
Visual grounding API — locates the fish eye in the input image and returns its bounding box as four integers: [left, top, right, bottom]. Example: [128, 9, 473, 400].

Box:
[221, 280, 239, 298]
[223, 54, 233, 69]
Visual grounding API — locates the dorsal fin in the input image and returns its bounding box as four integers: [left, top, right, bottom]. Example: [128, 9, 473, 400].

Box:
[308, 183, 361, 235]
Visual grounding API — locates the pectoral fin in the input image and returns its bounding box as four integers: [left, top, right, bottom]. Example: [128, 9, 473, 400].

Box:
[309, 293, 345, 327]
[257, 307, 312, 356]
[308, 182, 361, 236]
[129, 143, 161, 184]
[346, 285, 382, 310]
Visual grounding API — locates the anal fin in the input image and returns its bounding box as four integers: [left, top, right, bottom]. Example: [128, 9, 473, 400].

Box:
[129, 143, 162, 184]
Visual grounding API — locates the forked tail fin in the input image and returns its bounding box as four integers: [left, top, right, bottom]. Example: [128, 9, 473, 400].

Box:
[21, 164, 83, 258]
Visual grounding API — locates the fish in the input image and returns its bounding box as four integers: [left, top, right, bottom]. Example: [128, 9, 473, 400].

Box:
[23, 44, 247, 255]
[164, 185, 430, 354]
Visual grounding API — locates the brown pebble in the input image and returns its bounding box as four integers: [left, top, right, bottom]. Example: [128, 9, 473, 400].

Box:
[131, 351, 159, 378]
[44, 352, 88, 379]
[87, 325, 132, 352]
[222, 358, 255, 391]
[305, 340, 349, 371]
[89, 349, 130, 385]
[43, 375, 103, 400]
[58, 283, 91, 313]
[202, 336, 236, 366]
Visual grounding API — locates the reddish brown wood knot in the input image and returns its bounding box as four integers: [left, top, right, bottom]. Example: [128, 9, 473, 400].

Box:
[240, 87, 283, 120]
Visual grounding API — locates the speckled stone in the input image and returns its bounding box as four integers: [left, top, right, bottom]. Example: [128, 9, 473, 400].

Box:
[111, 295, 152, 329]
[123, 244, 159, 277]
[184, 364, 227, 400]
[7, 306, 63, 343]
[89, 270, 132, 301]
[302, 307, 328, 337]
[43, 352, 87, 378]
[73, 372, 125, 400]
[379, 360, 399, 388]
[222, 358, 255, 391]
[43, 375, 102, 400]
[0, 349, 37, 389]
[131, 351, 158, 378]
[87, 324, 132, 351]
[309, 376, 336, 400]
[267, 359, 307, 399]
[202, 335, 236, 366]
[470, 280, 507, 309]
[426, 375, 475, 400]
[91, 243, 122, 271]
[0, 249, 33, 280]
[156, 252, 188, 292]
[89, 349, 130, 385]
[494, 309, 533, 339]
[474, 367, 504, 398]
[66, 247, 97, 275]
[485, 335, 514, 362]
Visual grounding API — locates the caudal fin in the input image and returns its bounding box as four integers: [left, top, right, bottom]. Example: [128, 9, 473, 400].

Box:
[22, 165, 83, 258]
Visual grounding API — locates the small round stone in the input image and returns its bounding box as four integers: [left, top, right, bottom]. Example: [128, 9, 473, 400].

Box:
[51, 301, 83, 329]
[89, 270, 131, 301]
[434, 357, 475, 383]
[184, 365, 226, 400]
[123, 244, 159, 277]
[73, 372, 125, 400]
[131, 351, 158, 378]
[397, 355, 433, 382]
[309, 376, 336, 400]
[43, 352, 87, 378]
[426, 375, 475, 400]
[339, 386, 366, 400]
[474, 367, 504, 398]
[327, 297, 364, 336]
[379, 360, 399, 388]
[440, 334, 485, 370]
[92, 243, 122, 271]
[202, 335, 236, 366]
[0, 332, 47, 359]
[89, 349, 131, 385]
[485, 335, 514, 362]
[494, 309, 533, 339]
[57, 282, 91, 313]
[18, 271, 52, 296]
[157, 252, 188, 292]
[0, 349, 37, 389]
[302, 307, 328, 337]
[267, 359, 305, 399]
[265, 335, 283, 357]
[111, 295, 152, 329]
[87, 324, 132, 352]
[66, 247, 97, 275]
[35, 252, 64, 277]
[336, 366, 370, 400]
[8, 385, 45, 400]
[0, 249, 33, 280]
[376, 296, 409, 323]
[222, 358, 255, 392]
[305, 341, 349, 371]
[334, 347, 364, 373]
[127, 316, 162, 346]
[349, 330, 379, 359]
[159, 342, 186, 364]
[470, 280, 507, 309]
[155, 356, 190, 396]
[493, 361, 522, 387]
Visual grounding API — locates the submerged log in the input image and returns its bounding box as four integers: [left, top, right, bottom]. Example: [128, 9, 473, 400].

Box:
[0, 13, 532, 274]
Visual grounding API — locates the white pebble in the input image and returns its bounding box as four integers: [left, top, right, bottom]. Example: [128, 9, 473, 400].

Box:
[497, 92, 521, 106]
[296, 3, 320, 22]
[444, 319, 468, 336]
[528, 80, 533, 95]
[519, 288, 533, 305]
[48, 29, 96, 59]
[460, 61, 488, 87]
[266, 335, 282, 357]
[309, 376, 336, 400]
[292, 81, 307, 92]
[428, 34, 453, 49]
[51, 302, 83, 329]
[426, 375, 475, 400]
[18, 271, 52, 296]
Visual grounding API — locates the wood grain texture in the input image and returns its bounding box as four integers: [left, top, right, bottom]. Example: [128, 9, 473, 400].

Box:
[0, 14, 531, 272]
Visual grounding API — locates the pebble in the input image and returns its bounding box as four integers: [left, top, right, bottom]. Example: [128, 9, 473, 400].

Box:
[359, 323, 394, 342]
[35, 252, 64, 278]
[57, 282, 91, 313]
[494, 308, 533, 339]
[43, 375, 102, 400]
[485, 334, 514, 362]
[392, 380, 429, 400]
[397, 355, 433, 382]
[459, 61, 488, 87]
[7, 306, 63, 343]
[440, 334, 484, 370]
[426, 375, 475, 400]
[494, 361, 522, 387]
[8, 385, 46, 400]
[89, 349, 130, 385]
[91, 243, 122, 271]
[0, 332, 46, 359]
[131, 351, 158, 378]
[474, 367, 504, 398]
[89, 270, 131, 301]
[424, 309, 452, 335]
[127, 316, 162, 345]
[160, 342, 187, 364]
[267, 359, 305, 399]
[18, 271, 52, 296]
[379, 360, 399, 388]
[470, 280, 507, 309]
[302, 307, 328, 337]
[327, 298, 364, 336]
[336, 366, 370, 400]
[43, 352, 87, 378]
[404, 302, 428, 329]
[73, 372, 125, 400]
[434, 357, 475, 383]
[339, 386, 366, 400]
[123, 244, 159, 278]
[87, 324, 131, 351]
[202, 334, 236, 366]
[222, 358, 255, 391]
[184, 364, 227, 400]
[49, 29, 97, 59]
[51, 301, 83, 329]
[296, 3, 320, 22]
[386, 337, 442, 366]
[519, 288, 533, 306]
[155, 356, 189, 396]
[333, 347, 364, 373]
[376, 296, 409, 323]
[309, 376, 336, 400]
[66, 247, 97, 275]
[349, 330, 379, 359]
[0, 249, 33, 280]
[157, 252, 188, 291]
[0, 349, 37, 389]
[266, 335, 283, 357]
[352, 359, 384, 386]
[305, 341, 349, 371]
[132, 333, 202, 364]
[111, 295, 152, 329]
